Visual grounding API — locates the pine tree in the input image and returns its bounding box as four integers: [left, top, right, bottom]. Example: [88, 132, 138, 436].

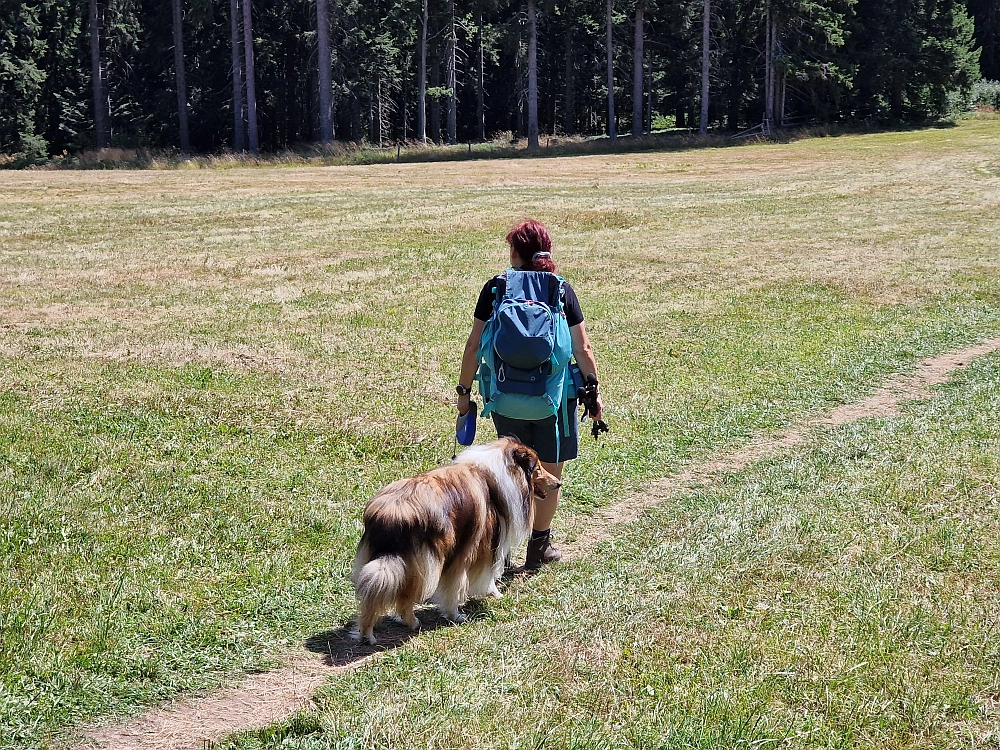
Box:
[242, 0, 258, 153]
[172, 0, 190, 153]
[633, 1, 644, 135]
[606, 0, 617, 139]
[230, 0, 246, 151]
[527, 0, 540, 148]
[0, 1, 48, 158]
[89, 0, 110, 148]
[847, 0, 977, 119]
[699, 0, 709, 133]
[318, 0, 334, 143]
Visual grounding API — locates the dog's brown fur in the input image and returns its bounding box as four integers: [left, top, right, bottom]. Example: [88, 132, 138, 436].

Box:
[350, 438, 560, 644]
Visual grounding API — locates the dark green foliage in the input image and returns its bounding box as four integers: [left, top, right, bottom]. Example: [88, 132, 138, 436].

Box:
[967, 0, 999, 79]
[846, 0, 980, 120]
[0, 1, 48, 158]
[0, 0, 990, 156]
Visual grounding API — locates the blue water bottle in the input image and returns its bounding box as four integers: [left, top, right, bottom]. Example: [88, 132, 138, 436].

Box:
[455, 402, 478, 446]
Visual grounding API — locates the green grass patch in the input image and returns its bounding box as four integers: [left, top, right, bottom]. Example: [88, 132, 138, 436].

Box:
[222, 353, 1000, 750]
[0, 119, 998, 749]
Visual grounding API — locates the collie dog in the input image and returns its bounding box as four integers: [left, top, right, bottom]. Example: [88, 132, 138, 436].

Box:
[350, 437, 561, 644]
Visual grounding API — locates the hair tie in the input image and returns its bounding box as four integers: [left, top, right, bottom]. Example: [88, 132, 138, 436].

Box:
[531, 252, 552, 262]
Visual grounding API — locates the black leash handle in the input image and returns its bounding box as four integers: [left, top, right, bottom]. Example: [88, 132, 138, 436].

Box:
[580, 373, 609, 441]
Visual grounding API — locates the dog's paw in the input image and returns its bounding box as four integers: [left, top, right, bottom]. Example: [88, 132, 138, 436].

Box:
[487, 583, 503, 599]
[447, 613, 468, 625]
[366, 633, 377, 646]
[393, 614, 422, 631]
[348, 628, 362, 643]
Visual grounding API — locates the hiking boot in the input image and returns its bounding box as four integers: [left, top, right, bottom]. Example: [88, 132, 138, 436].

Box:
[525, 530, 562, 569]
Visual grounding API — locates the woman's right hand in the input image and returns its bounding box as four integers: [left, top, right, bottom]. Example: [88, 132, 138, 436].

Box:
[591, 395, 604, 422]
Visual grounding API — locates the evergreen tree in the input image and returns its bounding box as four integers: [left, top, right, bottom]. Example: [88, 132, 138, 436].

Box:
[847, 0, 979, 119]
[967, 0, 999, 79]
[0, 0, 48, 157]
[0, 0, 988, 157]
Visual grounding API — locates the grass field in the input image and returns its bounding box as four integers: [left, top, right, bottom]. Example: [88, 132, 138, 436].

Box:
[1, 119, 999, 749]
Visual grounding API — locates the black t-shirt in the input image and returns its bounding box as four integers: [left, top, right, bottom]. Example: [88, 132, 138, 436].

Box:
[474, 274, 585, 327]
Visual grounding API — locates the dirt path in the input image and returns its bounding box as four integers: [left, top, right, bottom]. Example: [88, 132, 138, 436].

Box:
[77, 336, 1000, 750]
[561, 336, 1000, 556]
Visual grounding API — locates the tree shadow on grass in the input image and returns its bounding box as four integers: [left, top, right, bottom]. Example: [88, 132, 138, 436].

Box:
[305, 567, 537, 667]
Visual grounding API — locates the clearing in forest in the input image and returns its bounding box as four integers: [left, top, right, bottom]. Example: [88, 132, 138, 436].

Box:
[1, 119, 999, 749]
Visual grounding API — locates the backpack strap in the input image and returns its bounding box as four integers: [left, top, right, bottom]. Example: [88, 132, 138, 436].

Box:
[493, 273, 505, 308]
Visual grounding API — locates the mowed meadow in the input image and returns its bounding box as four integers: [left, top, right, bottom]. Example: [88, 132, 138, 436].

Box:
[2, 119, 1000, 749]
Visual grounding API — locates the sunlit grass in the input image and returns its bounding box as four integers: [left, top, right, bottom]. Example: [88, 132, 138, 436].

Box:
[0, 119, 998, 748]
[222, 352, 1000, 750]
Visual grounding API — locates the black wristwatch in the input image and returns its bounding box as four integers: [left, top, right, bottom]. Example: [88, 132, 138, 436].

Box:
[456, 384, 473, 396]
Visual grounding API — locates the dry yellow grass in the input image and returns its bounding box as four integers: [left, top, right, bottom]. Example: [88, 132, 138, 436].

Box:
[3, 120, 1000, 750]
[2, 121, 998, 380]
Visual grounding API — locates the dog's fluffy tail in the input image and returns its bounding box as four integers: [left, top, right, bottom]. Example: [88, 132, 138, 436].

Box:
[352, 555, 407, 644]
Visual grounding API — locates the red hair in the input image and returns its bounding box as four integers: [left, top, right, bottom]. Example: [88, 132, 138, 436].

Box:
[506, 220, 556, 272]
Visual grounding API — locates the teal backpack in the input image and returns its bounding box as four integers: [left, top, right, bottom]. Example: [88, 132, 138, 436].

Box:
[476, 270, 582, 460]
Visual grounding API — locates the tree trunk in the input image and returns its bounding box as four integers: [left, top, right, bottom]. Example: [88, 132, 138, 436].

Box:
[764, 0, 773, 130]
[699, 0, 709, 134]
[778, 66, 786, 125]
[646, 66, 652, 133]
[527, 0, 539, 150]
[477, 12, 485, 142]
[447, 0, 457, 145]
[418, 0, 427, 143]
[89, 0, 109, 148]
[606, 0, 616, 140]
[242, 0, 259, 153]
[771, 11, 782, 126]
[351, 94, 361, 141]
[430, 52, 441, 143]
[377, 76, 384, 146]
[229, 0, 245, 151]
[632, 2, 643, 136]
[317, 0, 333, 143]
[172, 0, 190, 153]
[564, 24, 574, 135]
[514, 32, 524, 137]
[988, 1, 999, 80]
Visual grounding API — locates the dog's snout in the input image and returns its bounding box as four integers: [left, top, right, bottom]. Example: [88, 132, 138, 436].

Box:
[553, 481, 563, 489]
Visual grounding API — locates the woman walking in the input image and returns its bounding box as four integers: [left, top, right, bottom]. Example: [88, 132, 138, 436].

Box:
[456, 220, 603, 569]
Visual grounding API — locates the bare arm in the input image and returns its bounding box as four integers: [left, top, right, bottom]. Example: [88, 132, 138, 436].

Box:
[570, 322, 603, 420]
[457, 318, 485, 415]
[570, 321, 598, 379]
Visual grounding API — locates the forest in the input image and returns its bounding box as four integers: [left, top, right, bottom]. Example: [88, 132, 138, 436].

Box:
[0, 0, 997, 157]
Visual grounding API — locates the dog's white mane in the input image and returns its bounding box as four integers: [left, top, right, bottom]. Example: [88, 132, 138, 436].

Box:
[453, 442, 532, 561]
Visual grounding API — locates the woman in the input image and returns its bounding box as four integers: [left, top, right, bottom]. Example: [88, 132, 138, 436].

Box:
[456, 219, 603, 569]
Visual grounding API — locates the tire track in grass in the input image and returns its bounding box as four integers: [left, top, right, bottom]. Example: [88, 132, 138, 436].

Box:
[76, 336, 1000, 750]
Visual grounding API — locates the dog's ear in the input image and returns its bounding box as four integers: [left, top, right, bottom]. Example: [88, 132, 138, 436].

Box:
[511, 444, 539, 475]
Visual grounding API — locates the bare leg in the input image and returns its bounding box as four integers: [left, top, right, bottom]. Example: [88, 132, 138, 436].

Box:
[533, 461, 563, 531]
